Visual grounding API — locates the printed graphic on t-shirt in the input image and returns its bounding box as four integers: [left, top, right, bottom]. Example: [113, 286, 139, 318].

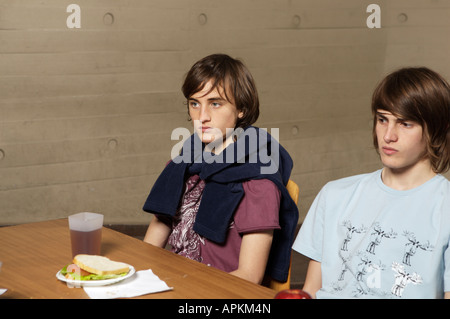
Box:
[336, 220, 433, 298]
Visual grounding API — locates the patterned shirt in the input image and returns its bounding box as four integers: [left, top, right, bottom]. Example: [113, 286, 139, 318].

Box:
[168, 175, 281, 272]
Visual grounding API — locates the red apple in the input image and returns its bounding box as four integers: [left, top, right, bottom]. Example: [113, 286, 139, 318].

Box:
[274, 289, 312, 299]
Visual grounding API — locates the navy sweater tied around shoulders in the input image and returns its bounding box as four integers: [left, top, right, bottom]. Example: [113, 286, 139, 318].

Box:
[143, 126, 299, 282]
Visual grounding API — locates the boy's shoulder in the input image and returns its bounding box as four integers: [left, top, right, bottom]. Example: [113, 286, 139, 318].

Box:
[324, 170, 450, 196]
[324, 170, 379, 191]
[433, 174, 450, 191]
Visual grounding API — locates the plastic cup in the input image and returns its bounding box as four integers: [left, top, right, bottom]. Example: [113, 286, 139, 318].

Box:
[68, 212, 103, 258]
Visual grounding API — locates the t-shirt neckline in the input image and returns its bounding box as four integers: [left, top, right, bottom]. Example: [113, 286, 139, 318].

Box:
[375, 169, 441, 196]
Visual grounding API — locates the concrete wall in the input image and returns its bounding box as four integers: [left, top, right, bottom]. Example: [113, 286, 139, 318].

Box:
[1, 0, 449, 226]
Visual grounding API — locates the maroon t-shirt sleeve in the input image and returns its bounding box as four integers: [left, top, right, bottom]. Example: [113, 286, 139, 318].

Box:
[234, 179, 281, 234]
[200, 178, 281, 272]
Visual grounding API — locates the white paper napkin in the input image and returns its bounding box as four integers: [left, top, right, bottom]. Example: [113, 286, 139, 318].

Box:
[83, 269, 172, 299]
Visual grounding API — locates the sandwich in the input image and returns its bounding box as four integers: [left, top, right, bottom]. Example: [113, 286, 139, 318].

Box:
[61, 254, 131, 281]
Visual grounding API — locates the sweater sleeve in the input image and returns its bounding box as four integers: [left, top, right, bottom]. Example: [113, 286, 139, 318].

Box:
[233, 179, 281, 234]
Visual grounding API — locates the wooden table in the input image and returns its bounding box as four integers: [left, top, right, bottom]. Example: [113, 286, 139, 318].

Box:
[0, 219, 276, 299]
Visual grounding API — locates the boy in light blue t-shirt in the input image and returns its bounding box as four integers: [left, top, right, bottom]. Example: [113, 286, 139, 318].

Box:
[293, 67, 450, 299]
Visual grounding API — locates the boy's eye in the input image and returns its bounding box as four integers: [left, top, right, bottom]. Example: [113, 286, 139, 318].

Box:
[189, 101, 199, 108]
[401, 122, 412, 128]
[212, 102, 221, 108]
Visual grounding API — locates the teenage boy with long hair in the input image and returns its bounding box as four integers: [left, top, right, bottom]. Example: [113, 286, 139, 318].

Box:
[294, 67, 450, 298]
[143, 54, 298, 285]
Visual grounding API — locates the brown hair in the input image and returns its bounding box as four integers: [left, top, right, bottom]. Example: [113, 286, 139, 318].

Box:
[182, 54, 259, 128]
[371, 67, 450, 173]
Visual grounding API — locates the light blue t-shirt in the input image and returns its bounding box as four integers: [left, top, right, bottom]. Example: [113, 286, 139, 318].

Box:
[293, 169, 450, 299]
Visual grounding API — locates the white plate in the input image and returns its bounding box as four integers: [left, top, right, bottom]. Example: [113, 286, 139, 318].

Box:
[56, 266, 135, 287]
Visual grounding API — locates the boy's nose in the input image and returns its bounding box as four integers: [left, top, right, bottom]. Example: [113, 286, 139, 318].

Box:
[383, 125, 398, 143]
[199, 107, 211, 122]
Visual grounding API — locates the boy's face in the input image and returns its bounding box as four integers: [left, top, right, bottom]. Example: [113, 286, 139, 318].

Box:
[375, 109, 429, 172]
[188, 80, 243, 149]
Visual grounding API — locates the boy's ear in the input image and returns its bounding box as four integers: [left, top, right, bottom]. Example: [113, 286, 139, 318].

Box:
[238, 111, 244, 119]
